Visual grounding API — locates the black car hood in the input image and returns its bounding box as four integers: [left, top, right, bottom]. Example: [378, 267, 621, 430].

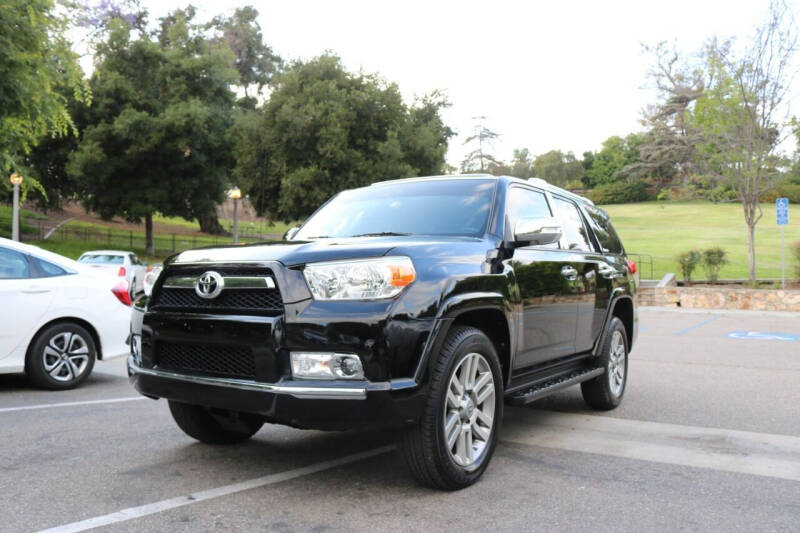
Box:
[167, 235, 486, 267]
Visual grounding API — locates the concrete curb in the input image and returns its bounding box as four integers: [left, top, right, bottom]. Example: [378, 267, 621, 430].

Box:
[638, 306, 800, 319]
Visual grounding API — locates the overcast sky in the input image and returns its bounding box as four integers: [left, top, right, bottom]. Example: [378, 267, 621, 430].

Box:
[129, 0, 795, 166]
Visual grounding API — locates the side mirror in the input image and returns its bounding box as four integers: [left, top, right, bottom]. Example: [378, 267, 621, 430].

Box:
[514, 217, 563, 245]
[284, 226, 300, 241]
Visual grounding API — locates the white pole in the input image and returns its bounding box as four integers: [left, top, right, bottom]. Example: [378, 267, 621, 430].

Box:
[781, 225, 785, 289]
[11, 183, 20, 241]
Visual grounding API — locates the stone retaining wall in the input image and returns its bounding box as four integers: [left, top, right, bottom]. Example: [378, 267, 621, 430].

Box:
[639, 283, 800, 312]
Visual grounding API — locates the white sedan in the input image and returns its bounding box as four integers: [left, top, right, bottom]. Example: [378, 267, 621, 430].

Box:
[77, 250, 147, 296]
[0, 238, 132, 389]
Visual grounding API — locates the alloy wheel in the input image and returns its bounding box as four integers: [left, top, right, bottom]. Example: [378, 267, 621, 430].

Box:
[608, 330, 626, 397]
[42, 332, 91, 382]
[443, 352, 495, 470]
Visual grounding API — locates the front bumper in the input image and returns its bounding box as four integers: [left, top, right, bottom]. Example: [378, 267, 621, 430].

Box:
[128, 357, 426, 430]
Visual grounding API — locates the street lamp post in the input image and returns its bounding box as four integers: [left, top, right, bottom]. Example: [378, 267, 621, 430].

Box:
[228, 187, 242, 244]
[9, 173, 23, 241]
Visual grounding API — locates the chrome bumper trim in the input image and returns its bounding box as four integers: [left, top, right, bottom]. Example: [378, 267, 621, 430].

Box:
[127, 357, 367, 400]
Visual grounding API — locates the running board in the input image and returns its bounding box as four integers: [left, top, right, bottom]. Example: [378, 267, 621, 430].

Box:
[506, 367, 604, 405]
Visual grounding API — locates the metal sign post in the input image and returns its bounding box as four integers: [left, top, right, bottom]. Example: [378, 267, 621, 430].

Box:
[776, 198, 789, 289]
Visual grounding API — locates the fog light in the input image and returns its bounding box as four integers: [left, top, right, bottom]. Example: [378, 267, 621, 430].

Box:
[290, 352, 364, 380]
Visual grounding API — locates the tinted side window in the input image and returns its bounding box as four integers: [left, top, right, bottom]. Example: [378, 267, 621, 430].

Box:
[552, 197, 593, 252]
[32, 257, 67, 277]
[584, 205, 624, 254]
[0, 247, 30, 279]
[506, 187, 552, 231]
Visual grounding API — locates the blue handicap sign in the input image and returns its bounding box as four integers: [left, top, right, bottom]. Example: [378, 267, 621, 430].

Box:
[776, 197, 789, 225]
[726, 331, 798, 342]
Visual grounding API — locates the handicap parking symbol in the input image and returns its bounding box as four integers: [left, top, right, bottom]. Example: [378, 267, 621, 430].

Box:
[726, 331, 798, 342]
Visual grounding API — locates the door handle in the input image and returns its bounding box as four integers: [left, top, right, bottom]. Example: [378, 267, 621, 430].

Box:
[598, 266, 623, 279]
[561, 266, 579, 280]
[22, 287, 51, 294]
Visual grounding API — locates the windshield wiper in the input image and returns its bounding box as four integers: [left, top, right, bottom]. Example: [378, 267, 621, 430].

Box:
[349, 232, 411, 237]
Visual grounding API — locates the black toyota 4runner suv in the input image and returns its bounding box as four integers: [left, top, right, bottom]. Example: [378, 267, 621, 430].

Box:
[129, 175, 637, 490]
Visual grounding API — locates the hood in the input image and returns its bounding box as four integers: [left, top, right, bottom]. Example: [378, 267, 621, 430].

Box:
[167, 235, 487, 267]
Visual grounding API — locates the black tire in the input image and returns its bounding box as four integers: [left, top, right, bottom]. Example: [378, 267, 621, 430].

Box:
[168, 401, 264, 444]
[399, 325, 503, 490]
[26, 322, 97, 390]
[581, 317, 629, 410]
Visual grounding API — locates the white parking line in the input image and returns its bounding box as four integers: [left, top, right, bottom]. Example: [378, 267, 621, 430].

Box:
[37, 445, 394, 533]
[503, 408, 800, 482]
[0, 397, 147, 414]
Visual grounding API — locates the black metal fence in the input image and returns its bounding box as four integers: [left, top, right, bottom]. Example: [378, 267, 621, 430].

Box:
[16, 222, 282, 257]
[627, 252, 655, 280]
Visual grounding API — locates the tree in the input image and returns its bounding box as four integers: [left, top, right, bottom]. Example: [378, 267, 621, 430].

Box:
[232, 55, 453, 220]
[461, 117, 500, 173]
[508, 148, 534, 179]
[67, 13, 238, 253]
[693, 1, 797, 281]
[0, 0, 89, 196]
[584, 134, 644, 187]
[636, 42, 708, 189]
[210, 6, 282, 100]
[531, 150, 584, 187]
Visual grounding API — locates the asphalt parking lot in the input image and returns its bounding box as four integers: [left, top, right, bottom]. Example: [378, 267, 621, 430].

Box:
[2, 307, 799, 533]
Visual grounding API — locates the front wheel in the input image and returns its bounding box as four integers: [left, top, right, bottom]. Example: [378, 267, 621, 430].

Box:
[168, 401, 264, 444]
[399, 326, 503, 490]
[26, 322, 97, 390]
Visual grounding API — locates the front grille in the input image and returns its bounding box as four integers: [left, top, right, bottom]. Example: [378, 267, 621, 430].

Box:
[150, 266, 283, 314]
[157, 342, 256, 379]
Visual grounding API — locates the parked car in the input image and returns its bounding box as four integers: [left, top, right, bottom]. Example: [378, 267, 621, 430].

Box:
[77, 250, 147, 296]
[128, 175, 637, 489]
[0, 238, 132, 389]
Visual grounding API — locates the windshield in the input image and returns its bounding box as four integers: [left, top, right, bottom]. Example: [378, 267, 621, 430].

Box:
[78, 254, 124, 265]
[294, 179, 496, 240]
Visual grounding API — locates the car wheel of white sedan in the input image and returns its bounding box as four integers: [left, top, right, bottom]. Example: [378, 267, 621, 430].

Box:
[26, 323, 97, 390]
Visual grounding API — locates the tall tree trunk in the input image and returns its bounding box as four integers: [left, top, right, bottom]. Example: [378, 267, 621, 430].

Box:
[746, 222, 756, 283]
[197, 212, 227, 235]
[145, 213, 154, 256]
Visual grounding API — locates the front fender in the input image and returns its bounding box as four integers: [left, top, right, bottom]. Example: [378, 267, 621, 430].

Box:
[410, 291, 513, 385]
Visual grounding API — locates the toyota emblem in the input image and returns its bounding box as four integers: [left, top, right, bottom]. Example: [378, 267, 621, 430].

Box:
[195, 271, 224, 299]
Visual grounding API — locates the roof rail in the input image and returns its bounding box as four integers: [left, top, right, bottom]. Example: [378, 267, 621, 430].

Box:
[527, 177, 594, 206]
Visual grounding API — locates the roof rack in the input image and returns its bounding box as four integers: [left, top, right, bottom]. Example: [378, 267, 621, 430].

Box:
[527, 177, 594, 206]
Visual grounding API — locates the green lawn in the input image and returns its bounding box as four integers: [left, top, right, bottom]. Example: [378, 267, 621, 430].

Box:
[5, 201, 798, 280]
[602, 201, 800, 280]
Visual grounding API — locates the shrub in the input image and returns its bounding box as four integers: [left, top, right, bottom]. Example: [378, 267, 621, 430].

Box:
[702, 247, 729, 283]
[588, 182, 649, 204]
[760, 183, 800, 203]
[676, 249, 702, 285]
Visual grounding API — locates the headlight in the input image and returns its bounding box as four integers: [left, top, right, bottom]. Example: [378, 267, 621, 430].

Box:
[303, 256, 415, 300]
[143, 265, 163, 296]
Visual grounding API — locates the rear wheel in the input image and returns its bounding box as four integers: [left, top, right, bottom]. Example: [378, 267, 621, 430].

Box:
[399, 326, 503, 490]
[168, 401, 264, 444]
[26, 322, 96, 390]
[581, 317, 628, 410]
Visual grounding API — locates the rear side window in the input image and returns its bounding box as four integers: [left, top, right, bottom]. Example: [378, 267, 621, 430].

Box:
[552, 197, 593, 252]
[32, 257, 68, 277]
[0, 247, 30, 279]
[584, 205, 624, 254]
